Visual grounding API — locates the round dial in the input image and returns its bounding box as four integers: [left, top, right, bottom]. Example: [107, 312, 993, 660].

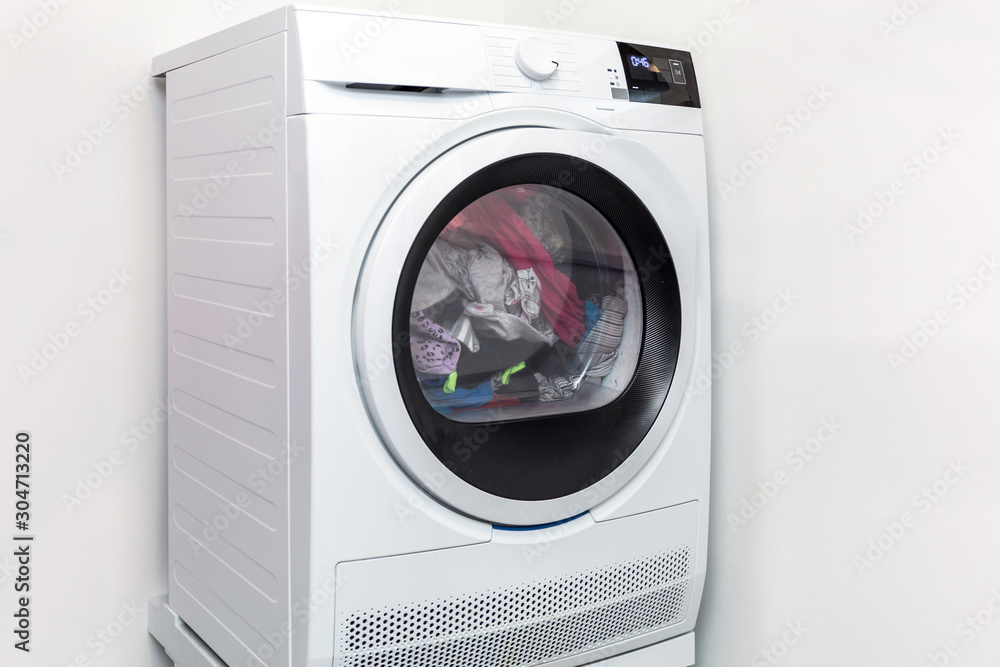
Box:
[514, 37, 559, 81]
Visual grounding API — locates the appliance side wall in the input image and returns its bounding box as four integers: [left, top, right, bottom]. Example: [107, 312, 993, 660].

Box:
[165, 31, 292, 667]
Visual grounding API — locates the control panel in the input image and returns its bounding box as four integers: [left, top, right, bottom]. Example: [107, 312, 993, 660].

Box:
[479, 26, 698, 108]
[616, 42, 700, 107]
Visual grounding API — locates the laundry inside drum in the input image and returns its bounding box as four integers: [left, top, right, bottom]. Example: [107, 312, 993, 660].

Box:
[408, 185, 643, 423]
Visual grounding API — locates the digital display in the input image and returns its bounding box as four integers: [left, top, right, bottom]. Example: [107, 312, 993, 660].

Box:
[617, 42, 700, 108]
[626, 55, 671, 85]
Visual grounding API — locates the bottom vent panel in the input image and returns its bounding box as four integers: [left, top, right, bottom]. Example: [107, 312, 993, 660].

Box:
[335, 547, 692, 667]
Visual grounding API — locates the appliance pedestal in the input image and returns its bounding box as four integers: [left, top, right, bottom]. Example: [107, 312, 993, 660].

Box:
[148, 596, 226, 667]
[593, 632, 695, 666]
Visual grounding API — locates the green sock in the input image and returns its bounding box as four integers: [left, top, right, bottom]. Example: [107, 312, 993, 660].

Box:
[501, 361, 526, 385]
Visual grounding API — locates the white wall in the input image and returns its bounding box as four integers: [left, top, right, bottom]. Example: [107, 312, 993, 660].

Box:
[2, 0, 998, 665]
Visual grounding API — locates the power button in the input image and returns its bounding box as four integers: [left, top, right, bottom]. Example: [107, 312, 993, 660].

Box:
[668, 59, 687, 85]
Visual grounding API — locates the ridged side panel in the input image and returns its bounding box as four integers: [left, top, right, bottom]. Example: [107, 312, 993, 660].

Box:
[165, 31, 290, 667]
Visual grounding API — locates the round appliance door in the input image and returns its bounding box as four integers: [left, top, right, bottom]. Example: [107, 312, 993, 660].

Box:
[356, 127, 697, 527]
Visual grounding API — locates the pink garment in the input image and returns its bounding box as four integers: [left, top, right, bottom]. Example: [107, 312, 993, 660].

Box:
[444, 194, 586, 346]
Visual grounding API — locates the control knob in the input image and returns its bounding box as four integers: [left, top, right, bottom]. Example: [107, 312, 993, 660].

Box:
[514, 37, 559, 80]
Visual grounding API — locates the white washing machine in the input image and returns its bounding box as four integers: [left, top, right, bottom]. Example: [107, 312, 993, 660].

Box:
[149, 6, 711, 667]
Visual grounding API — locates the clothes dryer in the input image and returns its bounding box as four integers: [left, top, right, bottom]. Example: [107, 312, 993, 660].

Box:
[151, 7, 711, 667]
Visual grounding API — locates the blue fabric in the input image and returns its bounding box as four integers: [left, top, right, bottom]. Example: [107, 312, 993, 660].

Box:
[584, 301, 602, 339]
[417, 374, 446, 388]
[424, 379, 494, 413]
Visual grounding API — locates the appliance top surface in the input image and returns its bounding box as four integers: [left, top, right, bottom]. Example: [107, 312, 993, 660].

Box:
[152, 4, 693, 80]
[152, 4, 703, 130]
[286, 3, 682, 50]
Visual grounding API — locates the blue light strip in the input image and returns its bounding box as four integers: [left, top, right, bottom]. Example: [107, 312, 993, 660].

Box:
[493, 511, 589, 532]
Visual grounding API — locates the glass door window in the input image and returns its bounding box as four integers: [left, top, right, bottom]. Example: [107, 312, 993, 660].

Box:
[408, 185, 643, 424]
[388, 153, 682, 504]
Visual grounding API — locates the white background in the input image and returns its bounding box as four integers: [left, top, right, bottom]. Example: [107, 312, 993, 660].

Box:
[2, 0, 999, 666]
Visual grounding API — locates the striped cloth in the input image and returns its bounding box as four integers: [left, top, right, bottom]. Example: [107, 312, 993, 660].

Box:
[576, 291, 628, 360]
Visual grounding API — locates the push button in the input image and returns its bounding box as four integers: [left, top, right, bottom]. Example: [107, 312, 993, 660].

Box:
[668, 59, 687, 85]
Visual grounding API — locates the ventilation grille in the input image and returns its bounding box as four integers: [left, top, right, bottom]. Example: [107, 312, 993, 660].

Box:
[335, 548, 692, 667]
